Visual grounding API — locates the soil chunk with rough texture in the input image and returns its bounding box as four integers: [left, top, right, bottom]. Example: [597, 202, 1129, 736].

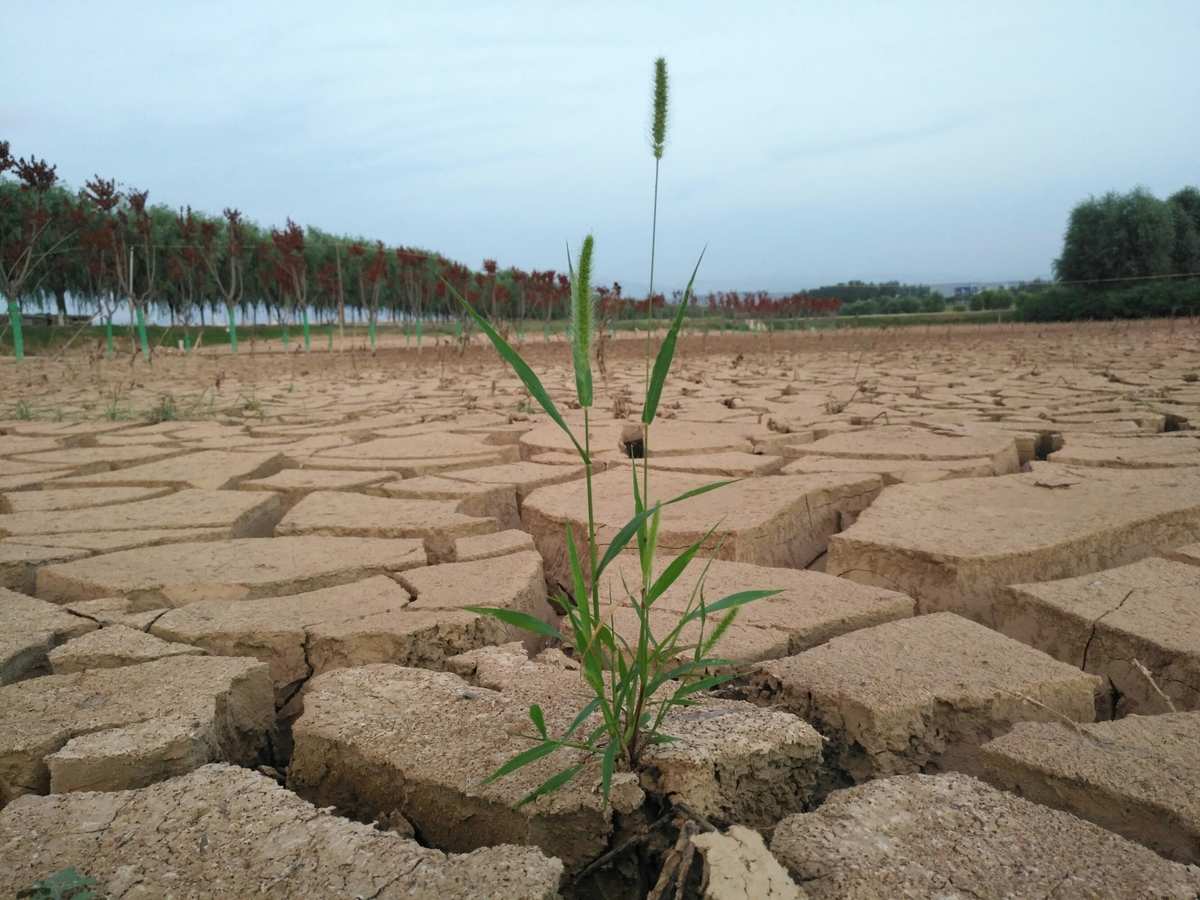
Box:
[524, 469, 881, 588]
[0, 655, 272, 803]
[48, 625, 203, 674]
[748, 612, 1100, 783]
[995, 556, 1200, 715]
[0, 587, 96, 684]
[276, 490, 496, 561]
[980, 712, 1200, 864]
[0, 764, 563, 899]
[828, 465, 1200, 625]
[770, 772, 1200, 898]
[36, 536, 426, 606]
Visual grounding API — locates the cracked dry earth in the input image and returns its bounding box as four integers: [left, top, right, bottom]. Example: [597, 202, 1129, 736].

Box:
[2, 319, 1200, 898]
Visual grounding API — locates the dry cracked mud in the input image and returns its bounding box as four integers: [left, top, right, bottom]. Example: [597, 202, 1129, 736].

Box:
[3, 321, 1200, 896]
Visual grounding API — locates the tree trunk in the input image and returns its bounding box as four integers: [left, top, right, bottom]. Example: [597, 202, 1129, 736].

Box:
[54, 287, 68, 325]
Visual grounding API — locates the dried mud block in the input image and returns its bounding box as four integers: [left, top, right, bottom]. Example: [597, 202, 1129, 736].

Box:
[981, 713, 1200, 864]
[0, 542, 89, 594]
[5, 526, 228, 553]
[642, 451, 786, 477]
[378, 475, 520, 530]
[453, 528, 535, 562]
[0, 764, 563, 899]
[0, 489, 282, 541]
[828, 466, 1200, 626]
[443, 460, 586, 500]
[781, 454, 994, 484]
[36, 536, 426, 606]
[996, 557, 1200, 715]
[749, 613, 1100, 784]
[310, 434, 521, 475]
[289, 664, 625, 872]
[524, 469, 882, 589]
[9, 445, 186, 475]
[691, 826, 804, 900]
[1049, 434, 1200, 468]
[0, 587, 96, 684]
[0, 655, 272, 803]
[770, 773, 1200, 899]
[151, 575, 412, 702]
[600, 555, 913, 656]
[275, 490, 496, 561]
[399, 551, 552, 643]
[0, 485, 172, 513]
[48, 625, 203, 674]
[303, 555, 551, 674]
[306, 608, 505, 679]
[238, 466, 394, 500]
[640, 701, 824, 830]
[783, 424, 1021, 474]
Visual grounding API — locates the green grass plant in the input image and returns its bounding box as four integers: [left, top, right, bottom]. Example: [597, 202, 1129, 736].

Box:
[450, 58, 777, 808]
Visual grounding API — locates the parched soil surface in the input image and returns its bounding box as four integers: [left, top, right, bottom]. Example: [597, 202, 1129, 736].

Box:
[2, 318, 1200, 897]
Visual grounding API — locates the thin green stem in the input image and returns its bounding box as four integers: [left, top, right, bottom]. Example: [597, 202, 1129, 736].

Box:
[644, 158, 659, 391]
[583, 407, 599, 622]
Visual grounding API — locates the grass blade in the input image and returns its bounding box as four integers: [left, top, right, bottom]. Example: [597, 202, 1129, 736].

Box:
[595, 479, 735, 583]
[529, 704, 548, 740]
[600, 739, 619, 803]
[447, 278, 584, 458]
[680, 589, 780, 625]
[517, 762, 586, 807]
[464, 606, 561, 640]
[563, 697, 601, 740]
[642, 247, 705, 425]
[483, 740, 560, 784]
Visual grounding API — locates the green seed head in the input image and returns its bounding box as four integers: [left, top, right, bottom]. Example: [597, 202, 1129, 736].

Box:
[651, 57, 668, 160]
[570, 234, 595, 407]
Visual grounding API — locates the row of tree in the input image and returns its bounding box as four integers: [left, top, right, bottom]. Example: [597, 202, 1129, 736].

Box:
[0, 142, 603, 346]
[0, 142, 854, 352]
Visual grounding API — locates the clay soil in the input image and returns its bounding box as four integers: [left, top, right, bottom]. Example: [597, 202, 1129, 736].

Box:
[2, 317, 1200, 898]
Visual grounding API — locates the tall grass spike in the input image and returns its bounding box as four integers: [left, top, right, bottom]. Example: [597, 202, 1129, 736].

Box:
[651, 58, 669, 160]
[570, 234, 595, 407]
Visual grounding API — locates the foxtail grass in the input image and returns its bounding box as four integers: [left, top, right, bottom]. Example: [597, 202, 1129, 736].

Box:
[444, 57, 775, 809]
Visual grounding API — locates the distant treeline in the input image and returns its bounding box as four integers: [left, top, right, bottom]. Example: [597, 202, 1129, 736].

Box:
[1019, 185, 1200, 321]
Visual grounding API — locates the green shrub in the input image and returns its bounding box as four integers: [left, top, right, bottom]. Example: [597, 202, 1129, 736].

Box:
[1014, 279, 1200, 321]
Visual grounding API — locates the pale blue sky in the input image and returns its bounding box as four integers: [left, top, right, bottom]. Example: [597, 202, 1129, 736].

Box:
[4, 1, 1197, 293]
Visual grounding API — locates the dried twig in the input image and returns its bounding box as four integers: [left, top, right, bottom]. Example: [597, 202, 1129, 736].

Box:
[1131, 658, 1177, 712]
[998, 688, 1091, 738]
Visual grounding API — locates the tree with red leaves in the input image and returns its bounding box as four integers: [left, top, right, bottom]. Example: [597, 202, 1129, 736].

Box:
[270, 219, 311, 349]
[198, 208, 250, 352]
[1, 142, 74, 356]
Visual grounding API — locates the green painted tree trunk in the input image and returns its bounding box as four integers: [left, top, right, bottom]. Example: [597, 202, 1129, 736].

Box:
[226, 305, 238, 353]
[134, 306, 150, 359]
[368, 317, 376, 351]
[7, 300, 23, 360]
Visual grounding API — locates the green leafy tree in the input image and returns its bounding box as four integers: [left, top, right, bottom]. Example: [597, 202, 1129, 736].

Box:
[1167, 187, 1200, 276]
[1055, 187, 1175, 284]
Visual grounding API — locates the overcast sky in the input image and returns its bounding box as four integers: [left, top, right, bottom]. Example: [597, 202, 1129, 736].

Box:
[4, 1, 1197, 293]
